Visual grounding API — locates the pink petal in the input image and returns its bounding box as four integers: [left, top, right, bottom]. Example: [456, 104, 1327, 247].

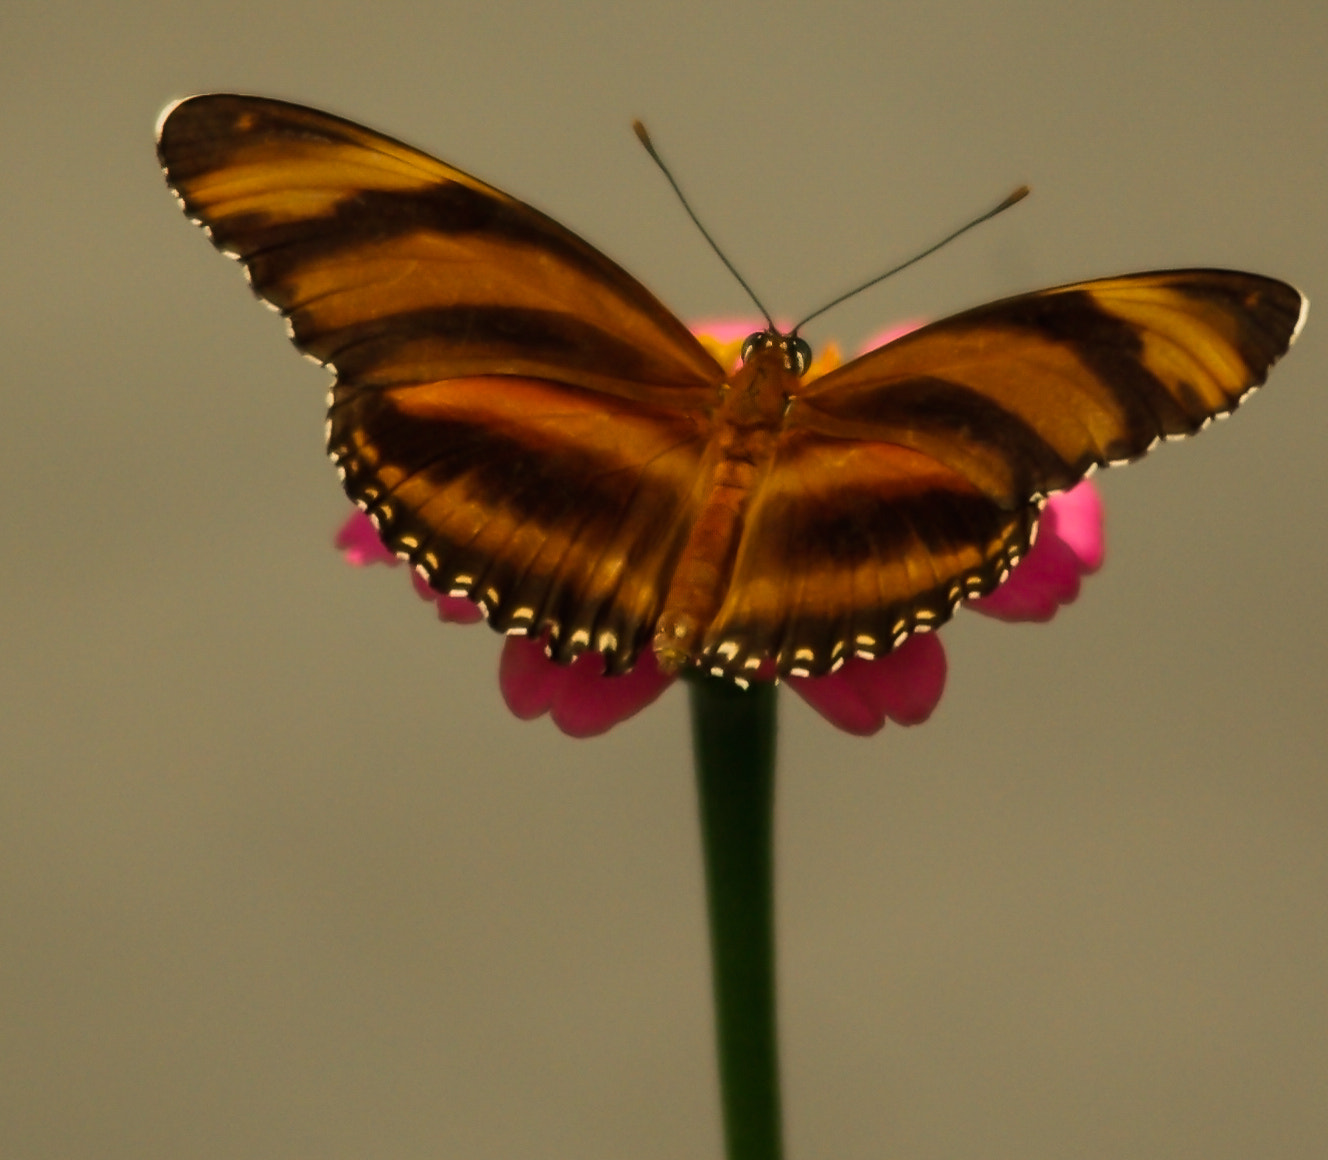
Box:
[408, 572, 485, 623]
[788, 633, 947, 736]
[498, 636, 566, 718]
[437, 597, 485, 624]
[1044, 479, 1105, 573]
[689, 317, 787, 344]
[969, 481, 1105, 622]
[334, 510, 397, 566]
[856, 318, 927, 353]
[499, 637, 674, 738]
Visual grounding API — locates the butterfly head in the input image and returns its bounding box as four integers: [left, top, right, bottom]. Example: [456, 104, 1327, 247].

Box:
[740, 331, 813, 377]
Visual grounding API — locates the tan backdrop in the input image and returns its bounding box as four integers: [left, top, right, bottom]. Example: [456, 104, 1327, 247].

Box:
[2, 1, 1325, 1156]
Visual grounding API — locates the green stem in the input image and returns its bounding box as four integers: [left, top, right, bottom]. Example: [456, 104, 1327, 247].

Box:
[688, 675, 783, 1160]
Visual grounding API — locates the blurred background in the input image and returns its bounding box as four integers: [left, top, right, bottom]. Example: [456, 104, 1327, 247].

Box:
[2, 2, 1325, 1156]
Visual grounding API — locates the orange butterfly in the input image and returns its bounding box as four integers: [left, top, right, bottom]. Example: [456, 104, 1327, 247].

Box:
[156, 94, 1306, 682]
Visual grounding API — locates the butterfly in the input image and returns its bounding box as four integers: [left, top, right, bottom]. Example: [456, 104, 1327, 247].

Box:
[156, 94, 1306, 682]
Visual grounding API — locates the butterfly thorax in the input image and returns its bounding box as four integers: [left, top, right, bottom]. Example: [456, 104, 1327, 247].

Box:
[651, 343, 800, 673]
[722, 337, 799, 424]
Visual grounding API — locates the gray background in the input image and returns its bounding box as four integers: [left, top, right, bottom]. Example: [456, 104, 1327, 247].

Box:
[3, 1, 1326, 1156]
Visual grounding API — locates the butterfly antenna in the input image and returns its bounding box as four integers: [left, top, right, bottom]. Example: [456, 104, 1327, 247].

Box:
[792, 185, 1030, 331]
[633, 120, 776, 331]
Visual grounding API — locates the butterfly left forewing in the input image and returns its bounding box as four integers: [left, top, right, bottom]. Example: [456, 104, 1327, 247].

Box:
[157, 94, 725, 406]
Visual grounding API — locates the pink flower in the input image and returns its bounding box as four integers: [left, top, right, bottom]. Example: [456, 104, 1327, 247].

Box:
[334, 321, 1105, 736]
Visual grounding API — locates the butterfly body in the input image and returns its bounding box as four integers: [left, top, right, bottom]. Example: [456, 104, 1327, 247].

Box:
[654, 339, 799, 672]
[157, 95, 1306, 682]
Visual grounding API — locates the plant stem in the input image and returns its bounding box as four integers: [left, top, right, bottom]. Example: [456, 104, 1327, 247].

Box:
[688, 675, 783, 1160]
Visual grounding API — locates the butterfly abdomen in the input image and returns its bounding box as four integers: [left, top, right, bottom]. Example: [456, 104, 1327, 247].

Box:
[652, 349, 793, 673]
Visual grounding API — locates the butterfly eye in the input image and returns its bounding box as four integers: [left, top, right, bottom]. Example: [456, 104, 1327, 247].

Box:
[785, 336, 813, 376]
[740, 332, 773, 363]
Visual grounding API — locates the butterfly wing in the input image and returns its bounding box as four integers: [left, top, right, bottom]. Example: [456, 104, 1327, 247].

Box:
[157, 94, 727, 671]
[702, 270, 1305, 676]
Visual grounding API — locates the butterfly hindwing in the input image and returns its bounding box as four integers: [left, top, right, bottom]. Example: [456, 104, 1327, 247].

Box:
[701, 431, 1035, 677]
[330, 374, 712, 671]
